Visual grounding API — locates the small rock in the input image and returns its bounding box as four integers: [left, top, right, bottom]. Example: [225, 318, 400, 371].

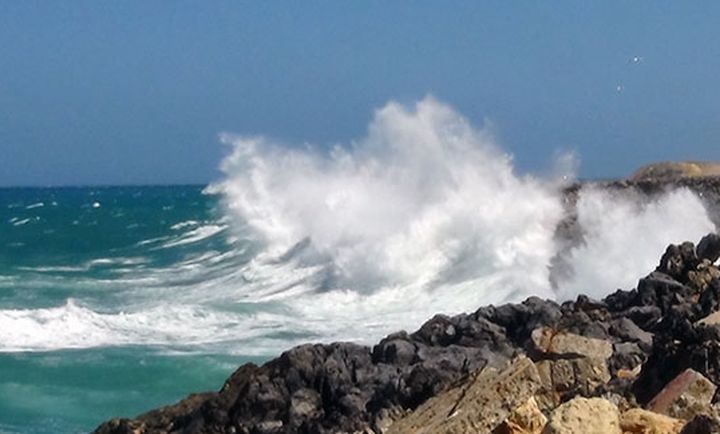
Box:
[531, 327, 613, 360]
[695, 310, 720, 326]
[620, 408, 684, 434]
[610, 317, 653, 348]
[495, 396, 547, 434]
[543, 397, 621, 434]
[696, 233, 720, 264]
[648, 369, 717, 420]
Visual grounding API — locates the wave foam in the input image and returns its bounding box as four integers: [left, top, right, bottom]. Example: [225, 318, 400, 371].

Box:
[0, 97, 715, 354]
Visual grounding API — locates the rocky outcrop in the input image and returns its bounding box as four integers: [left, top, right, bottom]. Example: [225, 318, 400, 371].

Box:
[630, 162, 720, 182]
[94, 233, 720, 434]
[385, 356, 542, 434]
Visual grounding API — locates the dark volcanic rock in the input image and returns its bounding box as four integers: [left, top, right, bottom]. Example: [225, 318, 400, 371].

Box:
[94, 231, 720, 434]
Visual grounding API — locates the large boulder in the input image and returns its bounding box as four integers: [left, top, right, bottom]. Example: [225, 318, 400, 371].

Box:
[385, 356, 542, 434]
[542, 397, 621, 434]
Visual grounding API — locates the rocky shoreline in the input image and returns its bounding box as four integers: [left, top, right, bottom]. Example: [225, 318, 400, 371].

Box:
[96, 231, 720, 434]
[94, 168, 720, 434]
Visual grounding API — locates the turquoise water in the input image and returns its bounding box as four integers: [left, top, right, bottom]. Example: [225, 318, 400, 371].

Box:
[3, 170, 714, 431]
[0, 186, 276, 433]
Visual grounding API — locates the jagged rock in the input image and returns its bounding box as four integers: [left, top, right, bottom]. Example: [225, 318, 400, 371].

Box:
[534, 357, 611, 411]
[611, 342, 646, 372]
[385, 356, 542, 434]
[93, 232, 720, 434]
[542, 397, 621, 434]
[658, 242, 700, 282]
[530, 327, 613, 360]
[687, 260, 720, 292]
[696, 233, 720, 264]
[494, 396, 547, 434]
[630, 161, 720, 182]
[620, 408, 684, 434]
[680, 408, 720, 434]
[648, 369, 717, 420]
[609, 317, 653, 349]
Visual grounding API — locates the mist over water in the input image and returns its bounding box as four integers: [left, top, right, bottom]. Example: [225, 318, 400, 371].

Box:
[0, 98, 715, 355]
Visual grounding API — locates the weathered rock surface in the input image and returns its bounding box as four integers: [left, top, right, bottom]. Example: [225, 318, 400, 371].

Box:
[542, 397, 621, 434]
[630, 161, 720, 182]
[648, 369, 717, 421]
[620, 408, 684, 434]
[496, 396, 547, 434]
[385, 356, 541, 434]
[94, 231, 720, 434]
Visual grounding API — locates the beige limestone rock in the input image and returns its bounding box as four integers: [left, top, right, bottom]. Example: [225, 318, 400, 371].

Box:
[534, 357, 611, 412]
[531, 327, 613, 360]
[386, 356, 542, 434]
[543, 397, 621, 434]
[620, 408, 684, 434]
[495, 396, 547, 434]
[630, 161, 720, 182]
[647, 369, 717, 420]
[696, 310, 720, 326]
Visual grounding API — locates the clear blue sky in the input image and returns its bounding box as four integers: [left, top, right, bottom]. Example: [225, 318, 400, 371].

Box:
[2, 1, 719, 186]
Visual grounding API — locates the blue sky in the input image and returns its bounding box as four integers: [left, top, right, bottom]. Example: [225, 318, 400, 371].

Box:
[1, 1, 719, 186]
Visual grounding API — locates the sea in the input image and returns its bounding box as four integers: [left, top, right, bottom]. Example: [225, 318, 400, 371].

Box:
[1, 99, 716, 433]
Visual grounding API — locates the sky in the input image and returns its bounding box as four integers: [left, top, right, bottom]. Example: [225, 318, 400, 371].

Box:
[1, 1, 720, 186]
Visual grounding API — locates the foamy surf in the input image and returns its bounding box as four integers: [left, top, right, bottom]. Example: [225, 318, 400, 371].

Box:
[0, 98, 716, 355]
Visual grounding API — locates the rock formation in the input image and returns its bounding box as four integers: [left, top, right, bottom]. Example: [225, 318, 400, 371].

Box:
[94, 231, 720, 434]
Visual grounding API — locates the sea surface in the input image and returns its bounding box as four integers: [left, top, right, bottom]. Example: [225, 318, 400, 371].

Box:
[0, 186, 272, 433]
[1, 100, 716, 433]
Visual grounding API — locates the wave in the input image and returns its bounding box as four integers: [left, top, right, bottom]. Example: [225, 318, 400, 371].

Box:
[0, 299, 297, 354]
[158, 224, 228, 249]
[0, 97, 715, 354]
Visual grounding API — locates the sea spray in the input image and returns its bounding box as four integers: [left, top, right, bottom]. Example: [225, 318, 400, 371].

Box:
[0, 98, 715, 355]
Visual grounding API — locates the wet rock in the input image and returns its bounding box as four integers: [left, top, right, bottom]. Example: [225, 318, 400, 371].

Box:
[92, 231, 720, 434]
[696, 233, 720, 264]
[543, 397, 621, 434]
[657, 242, 700, 282]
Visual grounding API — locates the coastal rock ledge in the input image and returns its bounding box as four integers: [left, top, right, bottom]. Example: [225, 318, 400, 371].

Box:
[95, 233, 720, 434]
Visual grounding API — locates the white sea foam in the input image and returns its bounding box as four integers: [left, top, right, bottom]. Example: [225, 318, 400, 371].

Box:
[25, 202, 44, 210]
[556, 187, 714, 299]
[0, 97, 716, 354]
[12, 218, 31, 226]
[0, 299, 292, 352]
[159, 224, 227, 248]
[171, 220, 200, 230]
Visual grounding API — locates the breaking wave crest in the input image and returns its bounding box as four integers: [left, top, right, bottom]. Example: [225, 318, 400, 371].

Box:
[0, 97, 715, 353]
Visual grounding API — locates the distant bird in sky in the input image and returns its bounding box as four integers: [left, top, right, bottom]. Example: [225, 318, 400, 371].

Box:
[630, 56, 644, 64]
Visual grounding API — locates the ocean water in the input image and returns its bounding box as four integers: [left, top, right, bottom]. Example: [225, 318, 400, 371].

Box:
[1, 98, 716, 433]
